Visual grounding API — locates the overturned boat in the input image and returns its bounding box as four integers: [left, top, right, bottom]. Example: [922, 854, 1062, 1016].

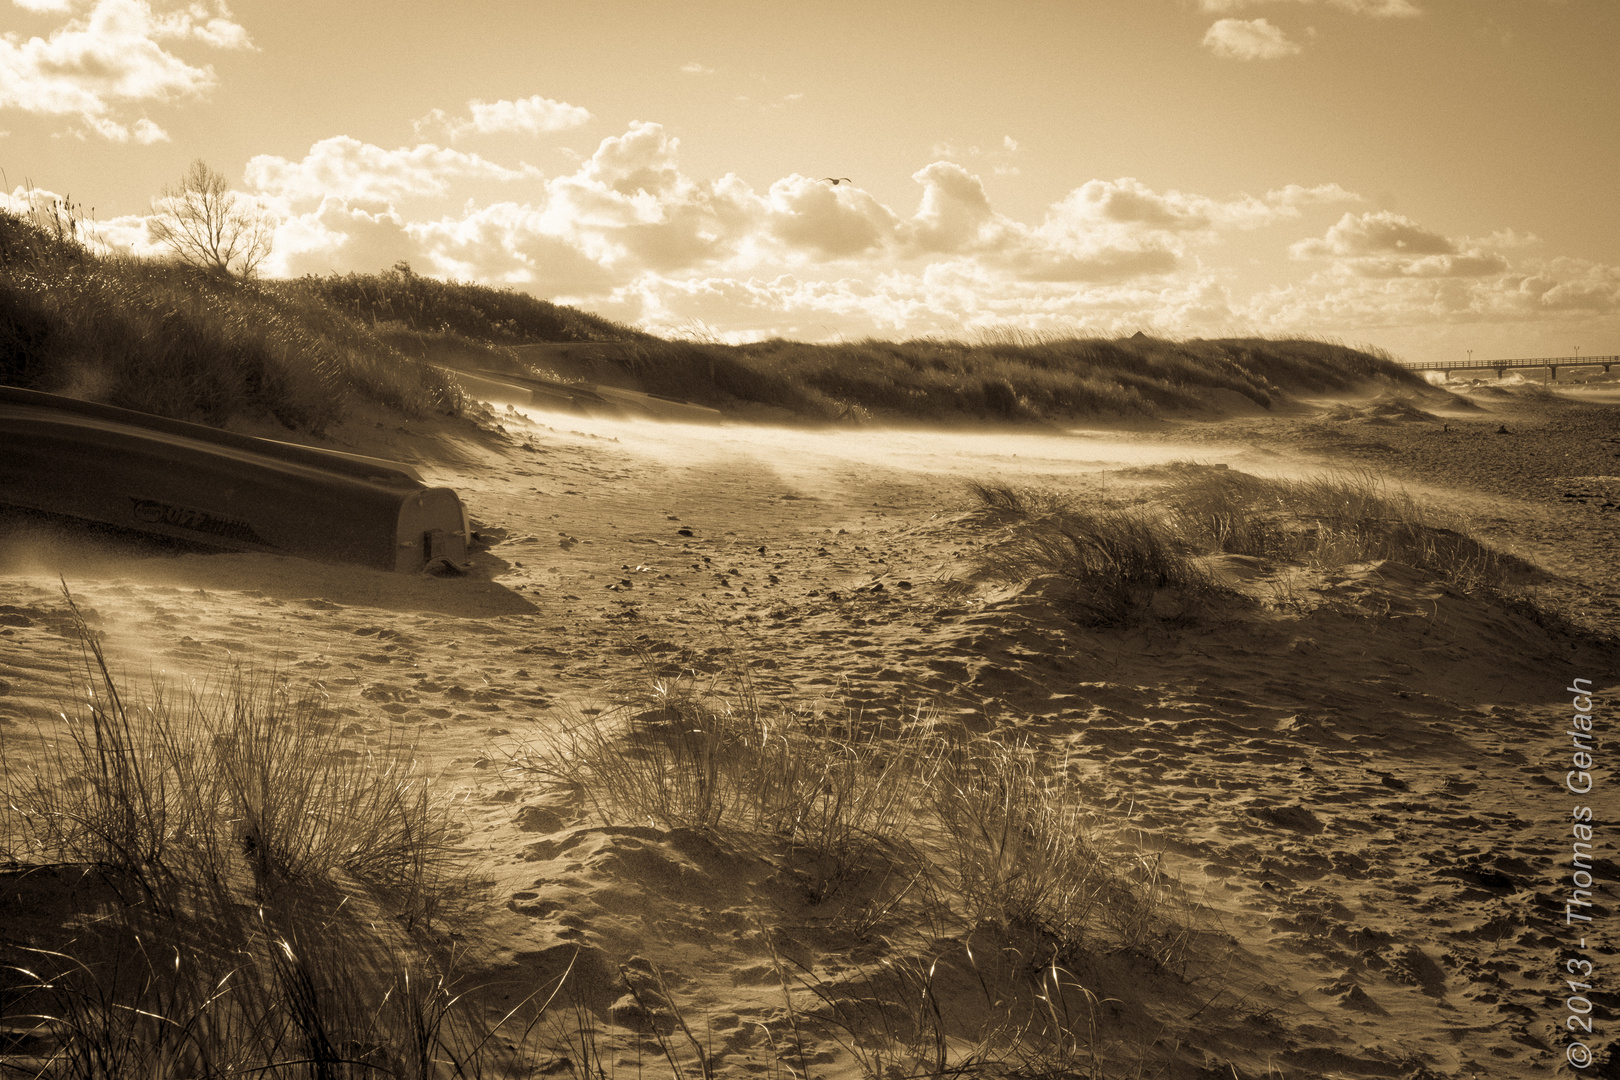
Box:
[0, 385, 471, 572]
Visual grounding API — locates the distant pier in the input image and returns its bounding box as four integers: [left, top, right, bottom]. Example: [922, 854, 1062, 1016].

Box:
[1401, 355, 1618, 381]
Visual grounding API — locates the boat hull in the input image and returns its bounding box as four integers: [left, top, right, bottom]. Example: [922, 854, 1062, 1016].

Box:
[0, 386, 470, 572]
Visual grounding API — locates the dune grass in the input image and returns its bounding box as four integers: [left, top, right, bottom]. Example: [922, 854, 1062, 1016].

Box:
[1158, 466, 1530, 591]
[0, 591, 1213, 1077]
[964, 481, 1229, 626]
[290, 264, 648, 347]
[0, 210, 461, 433]
[0, 588, 509, 1077]
[5, 589, 456, 915]
[506, 667, 1201, 1077]
[513, 665, 944, 909]
[513, 662, 1192, 964]
[4, 204, 1425, 432]
[966, 466, 1536, 630]
[723, 333, 1427, 424]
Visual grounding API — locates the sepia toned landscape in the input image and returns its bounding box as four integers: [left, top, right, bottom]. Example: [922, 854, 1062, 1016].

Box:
[3, 1, 1618, 1077]
[0, 208, 1616, 1075]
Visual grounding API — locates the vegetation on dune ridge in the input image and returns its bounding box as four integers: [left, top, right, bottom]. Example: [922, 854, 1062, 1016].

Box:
[294, 262, 651, 347]
[1, 203, 1426, 432]
[728, 332, 1426, 424]
[0, 210, 461, 433]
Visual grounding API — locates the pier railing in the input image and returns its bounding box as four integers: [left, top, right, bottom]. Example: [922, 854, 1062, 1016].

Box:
[1399, 355, 1617, 380]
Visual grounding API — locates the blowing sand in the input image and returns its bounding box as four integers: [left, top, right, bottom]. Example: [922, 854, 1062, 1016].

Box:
[2, 379, 1616, 1078]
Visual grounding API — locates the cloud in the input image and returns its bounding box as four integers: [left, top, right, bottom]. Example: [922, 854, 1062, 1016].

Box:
[131, 115, 166, 141]
[1246, 257, 1620, 330]
[1265, 182, 1361, 208]
[270, 198, 415, 277]
[1044, 177, 1357, 240]
[926, 135, 1023, 177]
[1289, 210, 1519, 279]
[1199, 0, 1418, 15]
[904, 162, 1003, 254]
[1249, 213, 1620, 329]
[1202, 18, 1302, 59]
[414, 94, 591, 140]
[680, 61, 714, 75]
[765, 174, 898, 259]
[245, 136, 538, 208]
[1293, 210, 1455, 257]
[1327, 0, 1419, 15]
[260, 119, 1620, 343]
[409, 202, 621, 294]
[79, 112, 167, 141]
[0, 0, 250, 138]
[595, 265, 1254, 343]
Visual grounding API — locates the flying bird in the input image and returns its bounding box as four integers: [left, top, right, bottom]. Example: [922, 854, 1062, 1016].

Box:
[821, 177, 852, 185]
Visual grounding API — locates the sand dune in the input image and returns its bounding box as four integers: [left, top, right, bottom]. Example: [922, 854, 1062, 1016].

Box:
[2, 381, 1616, 1078]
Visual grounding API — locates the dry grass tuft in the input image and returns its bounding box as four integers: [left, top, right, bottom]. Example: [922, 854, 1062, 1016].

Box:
[0, 586, 518, 1076]
[1160, 467, 1532, 591]
[4, 586, 456, 917]
[966, 482, 1230, 626]
[510, 667, 943, 906]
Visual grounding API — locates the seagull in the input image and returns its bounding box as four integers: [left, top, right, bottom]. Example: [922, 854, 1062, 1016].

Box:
[821, 177, 852, 185]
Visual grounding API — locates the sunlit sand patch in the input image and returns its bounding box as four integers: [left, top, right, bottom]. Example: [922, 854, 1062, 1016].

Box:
[498, 400, 1289, 497]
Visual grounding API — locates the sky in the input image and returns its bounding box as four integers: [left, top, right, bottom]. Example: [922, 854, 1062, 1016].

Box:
[2, 0, 1617, 361]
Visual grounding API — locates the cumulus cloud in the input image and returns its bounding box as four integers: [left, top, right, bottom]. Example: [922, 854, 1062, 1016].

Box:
[0, 0, 249, 138]
[245, 136, 538, 208]
[409, 202, 621, 294]
[1202, 18, 1302, 59]
[1246, 258, 1620, 331]
[765, 174, 898, 259]
[250, 125, 1301, 333]
[270, 198, 414, 278]
[904, 162, 1003, 254]
[414, 94, 591, 140]
[1288, 210, 1515, 279]
[249, 118, 1616, 343]
[1293, 210, 1455, 257]
[680, 61, 714, 75]
[596, 265, 1254, 343]
[79, 112, 168, 142]
[1044, 177, 1356, 241]
[1247, 211, 1620, 330]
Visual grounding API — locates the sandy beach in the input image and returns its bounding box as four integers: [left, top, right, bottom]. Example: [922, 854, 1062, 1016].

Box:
[2, 377, 1616, 1079]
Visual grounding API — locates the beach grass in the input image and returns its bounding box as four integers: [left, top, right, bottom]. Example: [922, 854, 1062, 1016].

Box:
[964, 481, 1230, 626]
[0, 210, 460, 433]
[1158, 466, 1532, 591]
[3, 205, 1426, 433]
[1, 592, 1208, 1078]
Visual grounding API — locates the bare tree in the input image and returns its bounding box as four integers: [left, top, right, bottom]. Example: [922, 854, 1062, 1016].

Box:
[148, 159, 275, 277]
